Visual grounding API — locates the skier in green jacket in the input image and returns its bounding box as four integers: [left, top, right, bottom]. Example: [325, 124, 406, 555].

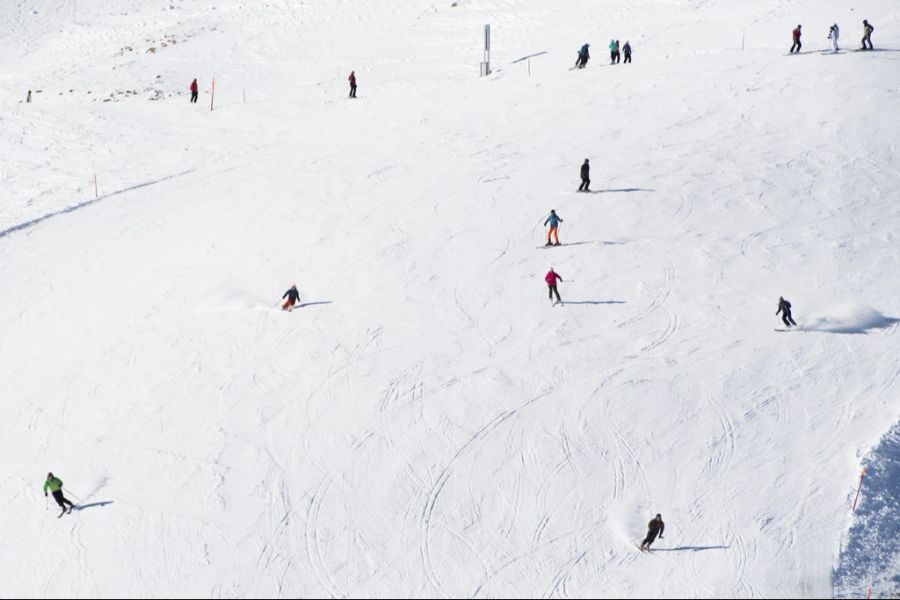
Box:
[44, 472, 76, 515]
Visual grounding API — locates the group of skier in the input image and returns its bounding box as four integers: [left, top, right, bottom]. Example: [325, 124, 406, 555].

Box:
[575, 40, 632, 68]
[609, 40, 632, 64]
[169, 17, 825, 554]
[178, 18, 880, 108]
[790, 19, 875, 54]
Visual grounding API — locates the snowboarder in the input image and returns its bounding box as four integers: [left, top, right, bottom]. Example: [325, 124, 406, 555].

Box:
[623, 41, 632, 63]
[776, 296, 797, 327]
[640, 514, 665, 551]
[790, 25, 802, 54]
[281, 284, 301, 310]
[576, 44, 590, 69]
[861, 20, 874, 50]
[190, 78, 199, 103]
[579, 158, 590, 192]
[544, 210, 564, 246]
[545, 268, 564, 304]
[828, 23, 840, 52]
[44, 472, 76, 516]
[348, 70, 357, 98]
[609, 39, 620, 64]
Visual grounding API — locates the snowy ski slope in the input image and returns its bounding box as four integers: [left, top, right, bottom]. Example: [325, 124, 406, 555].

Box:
[1, 0, 899, 597]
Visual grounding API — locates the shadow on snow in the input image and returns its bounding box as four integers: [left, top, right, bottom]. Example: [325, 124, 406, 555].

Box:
[74, 501, 114, 511]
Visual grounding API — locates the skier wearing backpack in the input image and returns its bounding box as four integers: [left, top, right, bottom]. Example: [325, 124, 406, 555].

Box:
[623, 41, 632, 63]
[44, 472, 76, 516]
[544, 210, 564, 246]
[609, 39, 620, 64]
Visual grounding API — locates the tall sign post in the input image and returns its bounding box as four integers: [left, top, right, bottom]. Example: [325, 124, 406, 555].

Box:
[480, 24, 491, 76]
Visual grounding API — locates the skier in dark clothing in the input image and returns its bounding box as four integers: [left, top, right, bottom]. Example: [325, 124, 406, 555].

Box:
[282, 284, 301, 311]
[44, 473, 76, 516]
[576, 44, 590, 68]
[579, 159, 590, 192]
[776, 296, 797, 327]
[190, 78, 199, 103]
[861, 20, 874, 50]
[623, 41, 632, 63]
[790, 25, 802, 54]
[545, 268, 564, 304]
[348, 71, 357, 98]
[640, 514, 665, 551]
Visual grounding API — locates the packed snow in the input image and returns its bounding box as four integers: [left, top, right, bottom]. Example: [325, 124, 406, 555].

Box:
[1, 0, 899, 597]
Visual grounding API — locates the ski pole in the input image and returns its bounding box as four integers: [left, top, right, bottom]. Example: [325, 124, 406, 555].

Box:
[63, 487, 84, 503]
[45, 495, 48, 511]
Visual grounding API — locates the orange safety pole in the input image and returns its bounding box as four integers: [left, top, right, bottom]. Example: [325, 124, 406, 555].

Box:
[210, 78, 216, 112]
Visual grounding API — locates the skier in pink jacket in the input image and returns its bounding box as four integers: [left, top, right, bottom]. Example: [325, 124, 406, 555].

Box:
[545, 268, 564, 304]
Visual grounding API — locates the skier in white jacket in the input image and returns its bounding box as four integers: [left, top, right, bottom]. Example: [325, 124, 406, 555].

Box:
[828, 23, 840, 52]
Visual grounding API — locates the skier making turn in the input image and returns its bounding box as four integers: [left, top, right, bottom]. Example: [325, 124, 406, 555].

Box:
[640, 514, 665, 551]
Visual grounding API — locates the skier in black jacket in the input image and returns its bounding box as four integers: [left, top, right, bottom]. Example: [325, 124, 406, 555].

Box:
[776, 296, 797, 327]
[640, 514, 665, 551]
[578, 159, 590, 192]
[281, 284, 301, 311]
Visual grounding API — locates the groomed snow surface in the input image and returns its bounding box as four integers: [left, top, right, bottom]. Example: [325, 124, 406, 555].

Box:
[1, 0, 899, 597]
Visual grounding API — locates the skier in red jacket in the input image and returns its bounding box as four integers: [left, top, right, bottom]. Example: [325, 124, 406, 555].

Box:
[348, 71, 357, 98]
[790, 25, 802, 54]
[545, 268, 564, 304]
[190, 78, 199, 103]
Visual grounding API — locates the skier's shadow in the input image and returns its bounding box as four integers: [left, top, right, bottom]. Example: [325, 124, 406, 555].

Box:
[74, 500, 114, 511]
[295, 301, 332, 309]
[588, 188, 655, 194]
[561, 300, 626, 305]
[653, 544, 729, 552]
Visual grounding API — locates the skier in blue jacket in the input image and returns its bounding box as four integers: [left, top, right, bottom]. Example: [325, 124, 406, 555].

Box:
[544, 210, 564, 246]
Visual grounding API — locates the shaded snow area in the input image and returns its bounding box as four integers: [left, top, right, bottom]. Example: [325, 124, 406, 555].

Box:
[1, 0, 899, 597]
[835, 422, 900, 598]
